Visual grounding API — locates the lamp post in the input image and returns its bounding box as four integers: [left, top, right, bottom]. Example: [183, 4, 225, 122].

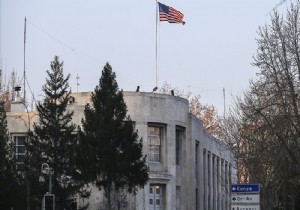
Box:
[39, 163, 55, 210]
[39, 163, 53, 193]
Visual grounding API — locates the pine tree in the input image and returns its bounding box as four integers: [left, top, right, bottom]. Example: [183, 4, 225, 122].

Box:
[0, 101, 26, 209]
[26, 56, 84, 209]
[76, 63, 149, 210]
[0, 99, 13, 207]
[0, 100, 9, 206]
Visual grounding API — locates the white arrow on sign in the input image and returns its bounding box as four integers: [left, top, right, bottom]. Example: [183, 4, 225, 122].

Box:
[231, 204, 260, 210]
[231, 194, 260, 204]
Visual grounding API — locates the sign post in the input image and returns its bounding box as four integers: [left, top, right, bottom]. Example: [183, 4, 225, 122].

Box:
[231, 184, 260, 210]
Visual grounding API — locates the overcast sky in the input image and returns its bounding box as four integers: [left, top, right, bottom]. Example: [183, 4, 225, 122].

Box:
[0, 0, 288, 115]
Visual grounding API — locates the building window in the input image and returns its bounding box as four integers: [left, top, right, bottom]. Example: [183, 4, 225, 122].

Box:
[208, 152, 211, 210]
[196, 188, 199, 210]
[195, 140, 199, 179]
[14, 135, 26, 171]
[176, 186, 181, 210]
[148, 125, 163, 162]
[176, 126, 185, 165]
[203, 149, 207, 210]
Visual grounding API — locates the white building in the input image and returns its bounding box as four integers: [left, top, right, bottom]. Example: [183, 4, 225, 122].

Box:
[7, 91, 235, 210]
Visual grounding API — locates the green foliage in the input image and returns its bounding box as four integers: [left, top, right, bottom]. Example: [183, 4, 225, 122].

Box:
[26, 56, 85, 209]
[76, 63, 149, 209]
[0, 101, 26, 209]
[0, 100, 9, 177]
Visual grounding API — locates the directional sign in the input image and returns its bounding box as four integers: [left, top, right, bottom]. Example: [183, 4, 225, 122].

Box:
[231, 204, 260, 210]
[231, 184, 260, 193]
[231, 194, 260, 204]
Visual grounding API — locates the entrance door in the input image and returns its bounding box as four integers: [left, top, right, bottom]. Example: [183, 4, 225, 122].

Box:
[149, 185, 161, 210]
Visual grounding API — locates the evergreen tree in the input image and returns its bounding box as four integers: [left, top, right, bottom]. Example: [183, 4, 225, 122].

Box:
[76, 63, 149, 210]
[0, 100, 10, 207]
[0, 101, 26, 209]
[26, 56, 84, 209]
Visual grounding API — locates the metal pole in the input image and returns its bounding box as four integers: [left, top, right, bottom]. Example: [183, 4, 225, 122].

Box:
[155, 1, 158, 88]
[49, 171, 52, 194]
[23, 17, 26, 102]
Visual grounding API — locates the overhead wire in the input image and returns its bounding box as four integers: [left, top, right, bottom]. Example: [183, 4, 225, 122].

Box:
[26, 18, 100, 66]
[23, 18, 102, 106]
[26, 19, 77, 54]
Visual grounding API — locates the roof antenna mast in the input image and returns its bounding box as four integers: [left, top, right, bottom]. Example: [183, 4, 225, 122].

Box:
[23, 17, 26, 102]
[76, 73, 80, 92]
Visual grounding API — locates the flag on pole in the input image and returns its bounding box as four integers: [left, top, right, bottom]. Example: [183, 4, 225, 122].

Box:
[158, 2, 185, 25]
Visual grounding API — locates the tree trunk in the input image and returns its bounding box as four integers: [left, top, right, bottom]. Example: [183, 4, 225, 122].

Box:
[26, 176, 30, 210]
[107, 185, 112, 210]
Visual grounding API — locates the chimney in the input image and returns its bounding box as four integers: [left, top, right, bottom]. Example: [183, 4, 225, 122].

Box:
[14, 86, 22, 102]
[10, 86, 26, 112]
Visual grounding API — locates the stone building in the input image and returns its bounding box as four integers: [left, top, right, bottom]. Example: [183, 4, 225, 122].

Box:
[7, 91, 235, 210]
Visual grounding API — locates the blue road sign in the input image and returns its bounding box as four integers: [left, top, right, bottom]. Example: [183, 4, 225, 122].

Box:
[231, 184, 260, 193]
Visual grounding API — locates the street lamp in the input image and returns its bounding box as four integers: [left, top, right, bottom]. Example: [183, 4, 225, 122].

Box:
[39, 163, 53, 193]
[39, 163, 55, 210]
[39, 175, 45, 184]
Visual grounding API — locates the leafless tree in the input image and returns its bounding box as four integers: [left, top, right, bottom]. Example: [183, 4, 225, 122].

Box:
[159, 82, 222, 137]
[222, 3, 300, 209]
[100, 186, 129, 210]
[0, 70, 20, 111]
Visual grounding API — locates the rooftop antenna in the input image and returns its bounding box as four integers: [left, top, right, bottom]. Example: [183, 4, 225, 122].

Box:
[76, 73, 80, 92]
[23, 17, 27, 102]
[223, 88, 226, 118]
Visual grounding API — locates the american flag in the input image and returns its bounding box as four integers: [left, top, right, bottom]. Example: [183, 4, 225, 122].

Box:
[158, 2, 185, 25]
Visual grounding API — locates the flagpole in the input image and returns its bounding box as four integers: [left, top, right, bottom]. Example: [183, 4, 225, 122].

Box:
[23, 17, 26, 102]
[155, 1, 158, 88]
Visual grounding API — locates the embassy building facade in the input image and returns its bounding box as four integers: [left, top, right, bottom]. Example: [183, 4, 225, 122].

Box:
[7, 91, 235, 210]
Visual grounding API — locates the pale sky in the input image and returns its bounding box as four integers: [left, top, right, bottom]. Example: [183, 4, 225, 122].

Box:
[0, 0, 288, 115]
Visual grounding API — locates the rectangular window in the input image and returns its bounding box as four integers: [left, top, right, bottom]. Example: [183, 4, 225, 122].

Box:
[14, 136, 26, 171]
[196, 188, 199, 210]
[195, 141, 199, 179]
[217, 157, 220, 210]
[208, 152, 211, 210]
[176, 126, 185, 165]
[203, 149, 207, 210]
[176, 186, 181, 210]
[148, 126, 163, 162]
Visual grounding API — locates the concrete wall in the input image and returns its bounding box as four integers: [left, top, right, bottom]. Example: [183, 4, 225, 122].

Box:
[7, 110, 36, 133]
[68, 91, 235, 210]
[124, 92, 189, 210]
[6, 91, 235, 210]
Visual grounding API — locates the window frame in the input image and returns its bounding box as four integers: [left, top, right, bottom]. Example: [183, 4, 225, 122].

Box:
[13, 135, 27, 171]
[175, 126, 185, 165]
[147, 123, 165, 163]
